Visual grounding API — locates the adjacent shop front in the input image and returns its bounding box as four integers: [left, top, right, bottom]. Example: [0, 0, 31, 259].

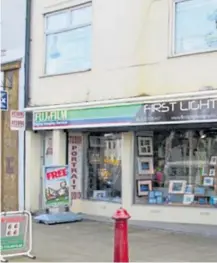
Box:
[26, 95, 217, 225]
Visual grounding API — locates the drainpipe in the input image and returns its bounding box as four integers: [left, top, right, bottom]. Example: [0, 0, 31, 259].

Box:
[24, 0, 32, 209]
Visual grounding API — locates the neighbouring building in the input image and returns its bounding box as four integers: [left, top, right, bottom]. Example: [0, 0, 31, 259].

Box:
[1, 0, 27, 211]
[25, 0, 217, 225]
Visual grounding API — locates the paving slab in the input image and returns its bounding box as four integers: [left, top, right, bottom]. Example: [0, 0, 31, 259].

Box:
[7, 220, 217, 262]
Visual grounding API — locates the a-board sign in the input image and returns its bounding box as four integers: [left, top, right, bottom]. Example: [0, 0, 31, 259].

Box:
[0, 211, 36, 261]
[0, 213, 28, 252]
[44, 165, 70, 210]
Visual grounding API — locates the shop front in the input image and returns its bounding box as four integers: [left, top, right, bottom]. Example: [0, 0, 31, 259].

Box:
[26, 95, 217, 225]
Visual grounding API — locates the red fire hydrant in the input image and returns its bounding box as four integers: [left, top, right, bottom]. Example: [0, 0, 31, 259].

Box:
[112, 207, 131, 263]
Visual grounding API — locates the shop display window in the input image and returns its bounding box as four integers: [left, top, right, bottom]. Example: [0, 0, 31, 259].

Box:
[134, 130, 217, 207]
[84, 133, 122, 203]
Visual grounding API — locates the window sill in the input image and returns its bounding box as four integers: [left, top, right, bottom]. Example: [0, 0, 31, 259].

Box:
[39, 68, 91, 79]
[133, 202, 216, 209]
[168, 48, 217, 59]
[84, 197, 122, 204]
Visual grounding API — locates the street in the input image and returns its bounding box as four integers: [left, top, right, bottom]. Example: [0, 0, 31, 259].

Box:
[9, 220, 217, 262]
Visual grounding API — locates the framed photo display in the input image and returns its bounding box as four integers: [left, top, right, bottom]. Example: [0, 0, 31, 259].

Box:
[137, 180, 152, 196]
[89, 136, 104, 147]
[183, 194, 194, 205]
[93, 190, 107, 199]
[168, 180, 187, 194]
[137, 137, 153, 156]
[203, 177, 214, 186]
[137, 157, 153, 175]
[194, 186, 205, 196]
[185, 184, 193, 194]
[210, 156, 217, 166]
[202, 165, 209, 176]
[209, 168, 215, 177]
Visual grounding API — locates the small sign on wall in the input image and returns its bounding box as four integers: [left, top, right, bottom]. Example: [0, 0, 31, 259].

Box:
[0, 90, 8, 111]
[10, 110, 26, 131]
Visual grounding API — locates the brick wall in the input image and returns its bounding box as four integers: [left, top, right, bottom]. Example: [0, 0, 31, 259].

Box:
[1, 61, 20, 211]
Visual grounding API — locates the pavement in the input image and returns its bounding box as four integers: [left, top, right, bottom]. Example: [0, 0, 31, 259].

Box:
[7, 219, 217, 262]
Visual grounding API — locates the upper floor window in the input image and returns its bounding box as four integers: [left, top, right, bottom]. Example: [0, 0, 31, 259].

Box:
[173, 0, 217, 55]
[44, 4, 92, 75]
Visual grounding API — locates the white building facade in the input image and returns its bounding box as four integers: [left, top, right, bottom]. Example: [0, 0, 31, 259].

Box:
[26, 0, 217, 225]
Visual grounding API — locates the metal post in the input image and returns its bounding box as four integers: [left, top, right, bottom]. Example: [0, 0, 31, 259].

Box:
[112, 208, 130, 263]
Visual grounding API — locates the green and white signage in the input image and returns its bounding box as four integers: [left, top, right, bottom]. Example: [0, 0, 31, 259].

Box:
[33, 104, 142, 130]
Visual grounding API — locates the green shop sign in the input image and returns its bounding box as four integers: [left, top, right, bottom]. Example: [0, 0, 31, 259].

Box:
[34, 110, 68, 123]
[32, 97, 217, 130]
[33, 104, 142, 130]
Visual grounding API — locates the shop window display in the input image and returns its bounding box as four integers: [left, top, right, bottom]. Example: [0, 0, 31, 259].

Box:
[134, 130, 217, 207]
[85, 133, 122, 203]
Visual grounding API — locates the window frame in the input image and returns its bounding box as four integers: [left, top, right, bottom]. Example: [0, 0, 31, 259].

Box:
[170, 0, 217, 57]
[43, 2, 92, 76]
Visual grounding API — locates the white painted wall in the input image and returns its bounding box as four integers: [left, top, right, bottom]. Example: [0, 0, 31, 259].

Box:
[29, 0, 217, 106]
[25, 131, 42, 211]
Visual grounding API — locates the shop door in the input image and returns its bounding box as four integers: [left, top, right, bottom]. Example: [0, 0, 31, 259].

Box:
[1, 64, 20, 211]
[39, 131, 53, 210]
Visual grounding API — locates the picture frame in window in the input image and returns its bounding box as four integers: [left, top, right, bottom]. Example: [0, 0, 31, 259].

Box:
[183, 194, 194, 205]
[137, 137, 153, 156]
[185, 184, 193, 194]
[168, 180, 187, 194]
[210, 156, 217, 166]
[202, 165, 209, 176]
[89, 136, 104, 147]
[88, 150, 101, 164]
[93, 190, 107, 200]
[137, 157, 153, 175]
[137, 179, 152, 197]
[203, 177, 214, 187]
[194, 186, 206, 196]
[209, 168, 216, 177]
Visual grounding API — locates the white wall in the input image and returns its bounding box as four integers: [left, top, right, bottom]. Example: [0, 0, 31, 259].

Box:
[29, 0, 217, 106]
[25, 131, 42, 211]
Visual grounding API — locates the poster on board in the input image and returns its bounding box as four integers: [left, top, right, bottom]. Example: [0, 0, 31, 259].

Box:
[44, 165, 70, 209]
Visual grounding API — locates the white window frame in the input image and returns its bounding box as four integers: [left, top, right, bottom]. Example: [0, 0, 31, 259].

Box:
[170, 0, 217, 57]
[43, 2, 92, 75]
